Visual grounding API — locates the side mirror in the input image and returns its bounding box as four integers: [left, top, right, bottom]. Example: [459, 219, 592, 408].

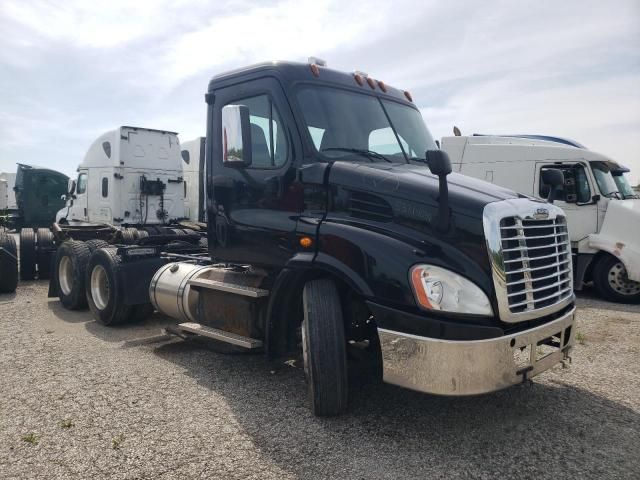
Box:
[425, 150, 452, 232]
[426, 150, 452, 176]
[221, 105, 252, 167]
[541, 169, 564, 204]
[181, 150, 190, 164]
[68, 179, 76, 195]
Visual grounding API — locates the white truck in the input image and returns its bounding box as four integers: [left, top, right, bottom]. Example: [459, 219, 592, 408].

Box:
[180, 137, 206, 223]
[0, 179, 7, 210]
[0, 172, 17, 210]
[442, 134, 640, 303]
[57, 126, 186, 227]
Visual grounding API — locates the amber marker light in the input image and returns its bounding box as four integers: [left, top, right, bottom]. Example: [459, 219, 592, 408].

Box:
[299, 236, 313, 248]
[411, 266, 434, 310]
[377, 80, 387, 92]
[354, 73, 364, 86]
[404, 90, 413, 102]
[310, 63, 320, 77]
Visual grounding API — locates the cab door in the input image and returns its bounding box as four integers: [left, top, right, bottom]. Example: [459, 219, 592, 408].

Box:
[68, 171, 89, 222]
[208, 77, 303, 267]
[534, 162, 598, 242]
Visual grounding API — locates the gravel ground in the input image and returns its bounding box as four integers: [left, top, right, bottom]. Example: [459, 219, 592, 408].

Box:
[0, 281, 638, 479]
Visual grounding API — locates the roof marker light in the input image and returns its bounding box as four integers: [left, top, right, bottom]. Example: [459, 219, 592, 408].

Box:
[310, 63, 320, 77]
[404, 90, 413, 102]
[377, 80, 387, 92]
[353, 73, 364, 86]
[366, 77, 376, 89]
[308, 57, 327, 67]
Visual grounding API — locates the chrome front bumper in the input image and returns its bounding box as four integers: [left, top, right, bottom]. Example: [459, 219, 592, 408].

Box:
[378, 307, 575, 396]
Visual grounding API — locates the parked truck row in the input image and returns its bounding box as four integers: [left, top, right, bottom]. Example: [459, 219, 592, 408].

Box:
[442, 133, 640, 302]
[41, 60, 579, 416]
[0, 128, 208, 292]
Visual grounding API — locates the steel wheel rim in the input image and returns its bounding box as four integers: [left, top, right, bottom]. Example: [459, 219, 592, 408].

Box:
[608, 261, 640, 296]
[58, 256, 73, 296]
[91, 265, 110, 310]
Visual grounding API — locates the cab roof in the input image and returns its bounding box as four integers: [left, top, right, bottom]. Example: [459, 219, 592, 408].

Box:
[207, 60, 414, 106]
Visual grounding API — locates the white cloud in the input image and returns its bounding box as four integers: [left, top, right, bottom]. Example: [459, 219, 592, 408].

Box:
[0, 0, 638, 183]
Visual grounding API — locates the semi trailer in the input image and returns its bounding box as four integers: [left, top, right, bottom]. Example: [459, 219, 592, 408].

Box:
[49, 60, 576, 416]
[442, 133, 640, 303]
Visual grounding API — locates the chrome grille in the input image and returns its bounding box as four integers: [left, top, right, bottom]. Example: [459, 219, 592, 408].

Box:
[500, 216, 572, 313]
[483, 199, 574, 323]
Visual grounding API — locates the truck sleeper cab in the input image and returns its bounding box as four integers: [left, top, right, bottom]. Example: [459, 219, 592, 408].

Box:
[73, 61, 575, 416]
[442, 134, 640, 303]
[57, 126, 186, 227]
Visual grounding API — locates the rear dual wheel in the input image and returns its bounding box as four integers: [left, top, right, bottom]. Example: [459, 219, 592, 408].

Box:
[36, 228, 54, 279]
[54, 240, 91, 309]
[86, 248, 153, 325]
[19, 228, 36, 280]
[0, 233, 18, 293]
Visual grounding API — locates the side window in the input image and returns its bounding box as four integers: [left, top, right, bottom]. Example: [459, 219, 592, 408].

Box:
[308, 126, 325, 149]
[539, 165, 590, 203]
[101, 177, 108, 198]
[573, 166, 591, 203]
[76, 173, 88, 194]
[225, 94, 288, 168]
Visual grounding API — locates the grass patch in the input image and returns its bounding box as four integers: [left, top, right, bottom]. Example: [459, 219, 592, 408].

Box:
[21, 433, 39, 445]
[112, 434, 125, 450]
[576, 332, 586, 345]
[60, 419, 74, 429]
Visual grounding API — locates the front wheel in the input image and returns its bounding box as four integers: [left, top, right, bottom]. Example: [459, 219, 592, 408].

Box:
[302, 278, 348, 417]
[593, 254, 640, 303]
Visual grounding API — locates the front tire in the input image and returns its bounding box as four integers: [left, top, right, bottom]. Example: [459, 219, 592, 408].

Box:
[302, 278, 348, 417]
[593, 254, 640, 303]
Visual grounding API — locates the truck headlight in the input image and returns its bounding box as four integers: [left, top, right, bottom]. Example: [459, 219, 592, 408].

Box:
[410, 264, 493, 316]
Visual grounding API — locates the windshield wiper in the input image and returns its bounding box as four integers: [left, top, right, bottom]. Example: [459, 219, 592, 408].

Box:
[321, 147, 392, 163]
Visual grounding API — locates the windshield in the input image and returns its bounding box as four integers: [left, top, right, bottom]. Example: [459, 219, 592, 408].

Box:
[590, 161, 620, 198]
[296, 85, 437, 162]
[612, 171, 638, 199]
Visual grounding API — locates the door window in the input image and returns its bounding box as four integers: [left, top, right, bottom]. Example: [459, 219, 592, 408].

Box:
[76, 173, 88, 194]
[225, 95, 288, 169]
[539, 164, 590, 203]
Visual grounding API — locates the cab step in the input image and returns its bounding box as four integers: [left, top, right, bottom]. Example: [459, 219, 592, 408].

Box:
[187, 278, 269, 298]
[172, 322, 264, 349]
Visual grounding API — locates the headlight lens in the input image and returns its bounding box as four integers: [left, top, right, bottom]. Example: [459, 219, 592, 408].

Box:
[410, 264, 493, 316]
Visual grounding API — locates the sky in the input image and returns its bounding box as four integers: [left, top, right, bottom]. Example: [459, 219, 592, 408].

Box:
[1, 0, 639, 184]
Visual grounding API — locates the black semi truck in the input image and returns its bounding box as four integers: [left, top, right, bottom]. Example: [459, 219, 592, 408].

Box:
[48, 60, 576, 416]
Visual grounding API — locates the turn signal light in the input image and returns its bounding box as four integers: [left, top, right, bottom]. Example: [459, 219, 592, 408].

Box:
[299, 236, 313, 248]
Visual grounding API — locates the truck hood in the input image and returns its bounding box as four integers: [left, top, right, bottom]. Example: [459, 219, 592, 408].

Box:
[588, 199, 640, 281]
[328, 161, 520, 219]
